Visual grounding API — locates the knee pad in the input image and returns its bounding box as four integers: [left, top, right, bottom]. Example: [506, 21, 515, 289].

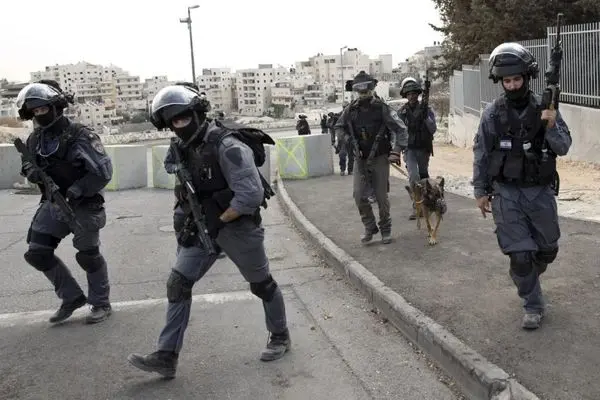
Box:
[250, 275, 278, 302]
[75, 247, 105, 273]
[535, 248, 558, 264]
[24, 248, 57, 272]
[166, 270, 194, 303]
[509, 251, 534, 277]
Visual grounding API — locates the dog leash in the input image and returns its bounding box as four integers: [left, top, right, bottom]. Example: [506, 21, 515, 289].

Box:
[390, 163, 409, 178]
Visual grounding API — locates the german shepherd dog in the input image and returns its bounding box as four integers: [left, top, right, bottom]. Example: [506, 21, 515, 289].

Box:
[405, 177, 447, 245]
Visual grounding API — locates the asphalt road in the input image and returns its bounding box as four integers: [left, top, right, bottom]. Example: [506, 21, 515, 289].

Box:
[0, 180, 461, 399]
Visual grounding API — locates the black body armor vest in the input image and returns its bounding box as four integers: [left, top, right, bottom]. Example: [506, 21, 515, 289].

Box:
[348, 99, 391, 159]
[487, 94, 557, 188]
[399, 103, 433, 152]
[27, 121, 103, 203]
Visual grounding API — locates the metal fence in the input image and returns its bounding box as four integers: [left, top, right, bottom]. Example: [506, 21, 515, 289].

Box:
[451, 21, 600, 117]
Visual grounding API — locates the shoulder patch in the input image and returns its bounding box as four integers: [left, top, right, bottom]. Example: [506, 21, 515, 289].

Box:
[91, 139, 105, 155]
[224, 147, 243, 167]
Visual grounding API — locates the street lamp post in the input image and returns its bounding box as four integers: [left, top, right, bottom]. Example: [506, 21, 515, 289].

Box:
[340, 45, 347, 103]
[180, 5, 200, 86]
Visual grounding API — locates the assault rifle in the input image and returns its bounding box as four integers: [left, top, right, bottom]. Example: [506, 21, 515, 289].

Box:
[541, 13, 563, 114]
[14, 138, 83, 231]
[421, 67, 434, 156]
[170, 138, 217, 255]
[540, 13, 564, 196]
[421, 68, 431, 113]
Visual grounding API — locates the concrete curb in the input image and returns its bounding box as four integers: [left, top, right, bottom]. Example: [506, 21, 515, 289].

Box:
[274, 174, 540, 400]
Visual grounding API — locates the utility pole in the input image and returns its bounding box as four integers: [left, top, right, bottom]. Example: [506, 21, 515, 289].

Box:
[340, 45, 347, 104]
[180, 5, 200, 86]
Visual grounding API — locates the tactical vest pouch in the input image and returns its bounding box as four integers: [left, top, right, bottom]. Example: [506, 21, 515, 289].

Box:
[538, 155, 556, 182]
[503, 155, 524, 180]
[488, 151, 506, 178]
[502, 139, 524, 180]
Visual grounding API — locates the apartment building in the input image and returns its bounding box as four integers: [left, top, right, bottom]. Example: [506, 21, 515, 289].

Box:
[236, 64, 288, 116]
[76, 102, 120, 128]
[197, 68, 236, 114]
[144, 76, 172, 104]
[30, 62, 144, 110]
[0, 99, 17, 118]
[295, 49, 393, 101]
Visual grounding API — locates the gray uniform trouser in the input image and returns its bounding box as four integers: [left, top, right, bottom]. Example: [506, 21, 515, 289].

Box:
[404, 148, 431, 184]
[353, 154, 391, 233]
[491, 184, 560, 313]
[404, 148, 430, 210]
[157, 217, 287, 354]
[27, 200, 110, 307]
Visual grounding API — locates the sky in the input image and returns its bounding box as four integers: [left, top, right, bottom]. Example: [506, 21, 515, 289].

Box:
[0, 0, 444, 83]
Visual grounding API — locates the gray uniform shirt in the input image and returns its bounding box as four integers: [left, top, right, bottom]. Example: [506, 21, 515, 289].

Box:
[164, 121, 264, 215]
[472, 95, 572, 200]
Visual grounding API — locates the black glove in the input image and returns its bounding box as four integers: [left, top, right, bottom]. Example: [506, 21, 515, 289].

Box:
[22, 161, 42, 184]
[174, 184, 187, 203]
[176, 166, 193, 183]
[388, 151, 402, 166]
[65, 185, 82, 203]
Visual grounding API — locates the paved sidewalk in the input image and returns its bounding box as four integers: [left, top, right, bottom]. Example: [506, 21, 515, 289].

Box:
[283, 174, 600, 400]
[0, 189, 459, 400]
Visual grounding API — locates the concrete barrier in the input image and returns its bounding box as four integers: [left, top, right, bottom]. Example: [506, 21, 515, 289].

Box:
[104, 145, 148, 191]
[0, 144, 23, 189]
[276, 134, 334, 179]
[152, 145, 176, 189]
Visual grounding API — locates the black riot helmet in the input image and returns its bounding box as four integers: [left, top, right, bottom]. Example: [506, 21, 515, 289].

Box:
[351, 71, 378, 94]
[488, 42, 539, 83]
[400, 77, 422, 97]
[150, 85, 211, 144]
[16, 81, 73, 125]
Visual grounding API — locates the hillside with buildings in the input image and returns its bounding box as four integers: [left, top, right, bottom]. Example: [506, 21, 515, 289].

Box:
[0, 44, 445, 134]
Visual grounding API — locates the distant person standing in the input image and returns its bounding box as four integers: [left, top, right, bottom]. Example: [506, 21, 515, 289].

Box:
[296, 114, 311, 136]
[320, 114, 328, 133]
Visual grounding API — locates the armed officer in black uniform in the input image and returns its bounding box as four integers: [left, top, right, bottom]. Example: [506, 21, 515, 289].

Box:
[16, 81, 113, 324]
[472, 43, 572, 329]
[128, 85, 290, 378]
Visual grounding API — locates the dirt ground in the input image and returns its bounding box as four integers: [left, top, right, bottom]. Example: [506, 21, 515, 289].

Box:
[390, 143, 600, 223]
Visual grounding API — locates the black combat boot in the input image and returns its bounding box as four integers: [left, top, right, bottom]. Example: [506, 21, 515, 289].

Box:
[85, 305, 112, 324]
[260, 329, 291, 361]
[127, 351, 179, 378]
[381, 232, 392, 244]
[49, 294, 87, 323]
[360, 227, 379, 243]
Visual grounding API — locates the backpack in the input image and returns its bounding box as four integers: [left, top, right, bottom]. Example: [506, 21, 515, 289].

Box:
[213, 119, 276, 205]
[214, 119, 275, 167]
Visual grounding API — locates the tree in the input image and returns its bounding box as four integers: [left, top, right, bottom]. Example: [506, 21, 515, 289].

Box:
[130, 112, 149, 124]
[429, 0, 600, 80]
[268, 104, 286, 119]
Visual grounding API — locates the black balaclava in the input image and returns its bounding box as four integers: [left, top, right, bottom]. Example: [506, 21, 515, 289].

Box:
[32, 102, 64, 131]
[503, 75, 530, 108]
[171, 110, 207, 146]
